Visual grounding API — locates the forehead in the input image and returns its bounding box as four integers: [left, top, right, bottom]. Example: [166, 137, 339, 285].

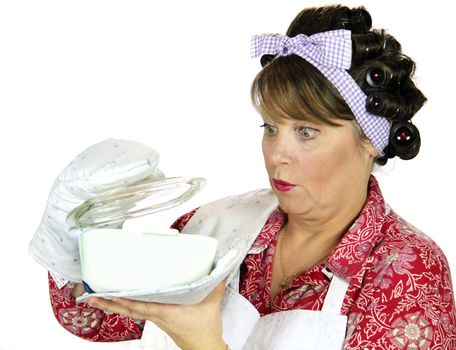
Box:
[259, 103, 344, 129]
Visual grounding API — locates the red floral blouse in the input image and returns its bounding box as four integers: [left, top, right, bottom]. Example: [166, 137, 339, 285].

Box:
[48, 176, 456, 348]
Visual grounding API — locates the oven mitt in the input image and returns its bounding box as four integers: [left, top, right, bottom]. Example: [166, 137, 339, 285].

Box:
[28, 138, 164, 282]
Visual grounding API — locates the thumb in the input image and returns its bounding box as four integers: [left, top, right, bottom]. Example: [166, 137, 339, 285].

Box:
[203, 281, 227, 305]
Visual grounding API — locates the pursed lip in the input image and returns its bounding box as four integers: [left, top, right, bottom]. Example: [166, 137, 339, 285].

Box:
[272, 178, 296, 192]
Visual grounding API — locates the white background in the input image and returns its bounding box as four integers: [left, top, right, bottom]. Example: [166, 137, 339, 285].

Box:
[0, 0, 454, 349]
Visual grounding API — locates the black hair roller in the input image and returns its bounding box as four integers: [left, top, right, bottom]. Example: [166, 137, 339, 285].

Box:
[366, 91, 401, 119]
[366, 67, 386, 88]
[260, 54, 275, 67]
[366, 92, 386, 114]
[389, 121, 420, 160]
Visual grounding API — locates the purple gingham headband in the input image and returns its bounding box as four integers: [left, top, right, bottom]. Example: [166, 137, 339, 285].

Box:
[250, 29, 391, 155]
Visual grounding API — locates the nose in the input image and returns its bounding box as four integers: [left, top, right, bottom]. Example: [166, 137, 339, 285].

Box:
[263, 132, 293, 166]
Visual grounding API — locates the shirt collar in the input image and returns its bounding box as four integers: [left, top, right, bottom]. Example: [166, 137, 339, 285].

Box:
[248, 175, 388, 281]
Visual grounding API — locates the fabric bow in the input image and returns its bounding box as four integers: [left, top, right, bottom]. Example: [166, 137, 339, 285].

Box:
[250, 29, 352, 70]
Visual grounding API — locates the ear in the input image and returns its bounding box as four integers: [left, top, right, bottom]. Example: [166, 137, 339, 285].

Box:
[365, 141, 379, 159]
[357, 136, 379, 162]
[352, 121, 379, 159]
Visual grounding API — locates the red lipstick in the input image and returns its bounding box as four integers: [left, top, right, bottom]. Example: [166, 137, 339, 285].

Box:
[273, 179, 296, 192]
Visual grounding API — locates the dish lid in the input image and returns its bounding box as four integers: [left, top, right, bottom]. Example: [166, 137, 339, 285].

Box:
[66, 176, 206, 228]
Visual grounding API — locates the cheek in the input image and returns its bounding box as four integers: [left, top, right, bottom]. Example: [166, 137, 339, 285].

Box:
[295, 144, 331, 174]
[295, 140, 355, 183]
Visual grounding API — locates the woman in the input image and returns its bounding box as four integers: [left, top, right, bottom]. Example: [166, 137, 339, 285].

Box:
[32, 4, 455, 349]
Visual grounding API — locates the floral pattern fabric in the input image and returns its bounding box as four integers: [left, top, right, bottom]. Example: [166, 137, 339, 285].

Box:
[48, 274, 144, 341]
[48, 176, 456, 348]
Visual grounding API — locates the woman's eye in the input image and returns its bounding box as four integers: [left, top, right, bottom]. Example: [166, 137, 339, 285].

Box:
[297, 127, 318, 139]
[260, 123, 278, 136]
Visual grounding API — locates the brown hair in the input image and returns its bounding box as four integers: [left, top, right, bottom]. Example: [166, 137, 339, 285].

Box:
[251, 55, 352, 127]
[251, 5, 427, 164]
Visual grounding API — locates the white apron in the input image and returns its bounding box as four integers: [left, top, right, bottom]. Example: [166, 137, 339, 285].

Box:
[136, 189, 349, 350]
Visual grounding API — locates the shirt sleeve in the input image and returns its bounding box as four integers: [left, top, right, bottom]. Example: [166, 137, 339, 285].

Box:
[170, 208, 198, 231]
[48, 272, 145, 342]
[344, 242, 456, 349]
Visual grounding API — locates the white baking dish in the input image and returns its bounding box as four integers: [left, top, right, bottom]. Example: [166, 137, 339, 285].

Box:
[79, 228, 218, 293]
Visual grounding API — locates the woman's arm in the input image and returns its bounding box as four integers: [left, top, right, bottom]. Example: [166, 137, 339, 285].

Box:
[48, 272, 145, 341]
[47, 209, 199, 342]
[87, 281, 228, 350]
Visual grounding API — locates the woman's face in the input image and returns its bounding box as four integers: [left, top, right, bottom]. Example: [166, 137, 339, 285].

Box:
[261, 115, 376, 219]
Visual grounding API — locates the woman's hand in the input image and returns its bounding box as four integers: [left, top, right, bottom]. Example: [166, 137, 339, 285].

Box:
[87, 281, 227, 350]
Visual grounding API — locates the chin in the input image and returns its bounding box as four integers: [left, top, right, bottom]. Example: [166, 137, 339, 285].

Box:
[275, 193, 313, 217]
[275, 198, 295, 215]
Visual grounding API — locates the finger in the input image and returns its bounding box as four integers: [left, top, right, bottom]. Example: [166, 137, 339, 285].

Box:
[87, 297, 137, 318]
[111, 297, 165, 318]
